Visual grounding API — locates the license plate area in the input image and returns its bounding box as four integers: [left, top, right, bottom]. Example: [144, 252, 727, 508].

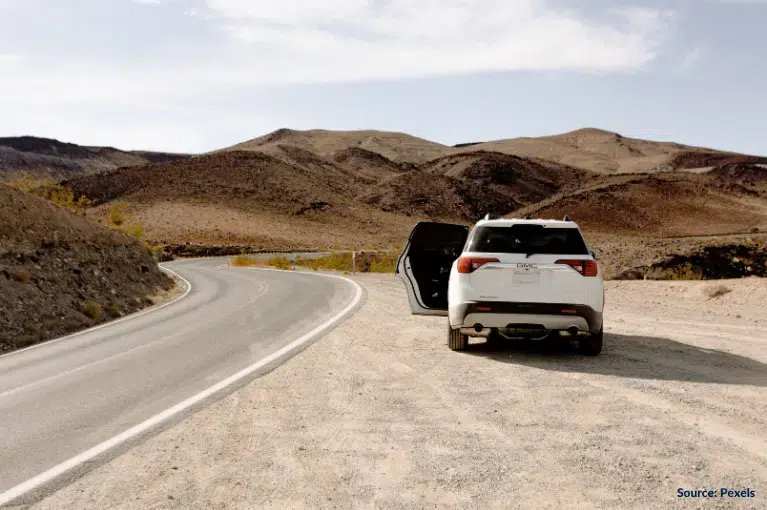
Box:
[512, 271, 541, 284]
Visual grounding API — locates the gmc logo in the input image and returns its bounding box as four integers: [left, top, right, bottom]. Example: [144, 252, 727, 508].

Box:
[517, 263, 536, 269]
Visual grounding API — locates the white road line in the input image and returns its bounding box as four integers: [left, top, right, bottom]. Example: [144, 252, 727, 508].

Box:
[0, 270, 364, 507]
[0, 280, 268, 399]
[0, 264, 193, 360]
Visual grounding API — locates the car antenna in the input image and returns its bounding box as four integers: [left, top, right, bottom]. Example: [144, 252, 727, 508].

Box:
[525, 215, 533, 220]
[563, 215, 572, 221]
[483, 213, 492, 220]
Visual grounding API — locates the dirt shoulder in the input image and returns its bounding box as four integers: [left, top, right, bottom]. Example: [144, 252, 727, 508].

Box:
[29, 274, 767, 510]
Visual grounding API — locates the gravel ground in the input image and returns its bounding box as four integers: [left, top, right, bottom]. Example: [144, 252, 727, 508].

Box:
[25, 274, 767, 510]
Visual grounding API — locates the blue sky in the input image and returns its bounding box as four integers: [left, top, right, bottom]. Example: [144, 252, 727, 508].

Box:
[0, 0, 765, 155]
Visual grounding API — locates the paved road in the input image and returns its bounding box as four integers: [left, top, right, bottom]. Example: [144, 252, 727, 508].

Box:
[0, 258, 362, 503]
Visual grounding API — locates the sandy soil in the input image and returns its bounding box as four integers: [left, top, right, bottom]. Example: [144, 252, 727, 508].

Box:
[28, 274, 767, 510]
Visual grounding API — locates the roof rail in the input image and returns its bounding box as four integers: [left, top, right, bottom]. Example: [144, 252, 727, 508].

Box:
[563, 215, 572, 221]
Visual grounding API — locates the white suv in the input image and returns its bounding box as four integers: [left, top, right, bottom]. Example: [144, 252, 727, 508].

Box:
[396, 217, 605, 355]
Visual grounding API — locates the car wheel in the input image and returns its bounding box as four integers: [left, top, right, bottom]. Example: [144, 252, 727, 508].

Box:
[448, 323, 468, 351]
[578, 327, 603, 356]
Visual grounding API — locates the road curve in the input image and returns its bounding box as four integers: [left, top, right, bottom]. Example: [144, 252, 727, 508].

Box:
[0, 258, 363, 504]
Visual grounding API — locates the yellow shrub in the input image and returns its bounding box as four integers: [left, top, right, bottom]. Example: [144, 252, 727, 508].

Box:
[108, 203, 126, 226]
[231, 255, 260, 267]
[81, 301, 103, 321]
[121, 223, 145, 240]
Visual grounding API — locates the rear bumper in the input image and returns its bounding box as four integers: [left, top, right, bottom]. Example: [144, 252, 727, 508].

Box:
[450, 301, 603, 334]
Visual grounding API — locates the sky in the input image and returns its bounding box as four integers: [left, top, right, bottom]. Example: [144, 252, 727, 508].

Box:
[0, 0, 765, 154]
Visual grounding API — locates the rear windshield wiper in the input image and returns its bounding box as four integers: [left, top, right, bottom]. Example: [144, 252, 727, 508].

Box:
[525, 252, 535, 258]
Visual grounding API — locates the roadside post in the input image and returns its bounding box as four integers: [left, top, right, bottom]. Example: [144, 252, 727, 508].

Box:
[352, 251, 356, 275]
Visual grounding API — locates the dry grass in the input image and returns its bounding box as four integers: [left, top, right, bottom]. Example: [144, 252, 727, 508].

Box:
[705, 284, 733, 299]
[297, 251, 398, 273]
[108, 202, 127, 227]
[105, 303, 122, 318]
[121, 223, 145, 240]
[11, 270, 31, 282]
[661, 262, 704, 281]
[7, 172, 91, 215]
[81, 301, 103, 321]
[231, 254, 295, 270]
[230, 252, 397, 273]
[267, 256, 295, 270]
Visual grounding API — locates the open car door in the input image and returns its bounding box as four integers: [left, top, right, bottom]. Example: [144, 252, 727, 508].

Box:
[396, 222, 469, 315]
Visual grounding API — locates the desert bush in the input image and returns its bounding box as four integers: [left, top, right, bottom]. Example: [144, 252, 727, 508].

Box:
[15, 335, 39, 348]
[297, 251, 397, 273]
[8, 173, 92, 215]
[11, 270, 31, 282]
[267, 256, 294, 270]
[661, 262, 703, 281]
[705, 284, 732, 299]
[105, 303, 122, 318]
[368, 252, 398, 273]
[81, 301, 103, 321]
[121, 223, 145, 240]
[6, 171, 50, 192]
[231, 255, 260, 267]
[37, 183, 91, 214]
[296, 252, 350, 271]
[108, 202, 127, 226]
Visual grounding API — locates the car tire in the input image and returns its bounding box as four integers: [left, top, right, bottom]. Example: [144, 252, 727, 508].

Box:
[578, 327, 603, 356]
[448, 324, 468, 351]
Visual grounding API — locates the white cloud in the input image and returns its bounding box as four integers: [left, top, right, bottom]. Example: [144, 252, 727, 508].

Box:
[679, 47, 703, 72]
[0, 54, 22, 74]
[189, 0, 671, 84]
[0, 54, 22, 64]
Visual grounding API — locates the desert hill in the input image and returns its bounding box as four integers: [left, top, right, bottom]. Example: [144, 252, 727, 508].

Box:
[454, 128, 767, 174]
[330, 147, 417, 182]
[219, 128, 452, 164]
[63, 151, 436, 251]
[508, 170, 767, 237]
[8, 128, 766, 181]
[0, 183, 173, 350]
[221, 127, 767, 176]
[361, 151, 594, 219]
[60, 125, 767, 254]
[9, 126, 767, 278]
[0, 136, 189, 180]
[63, 142, 609, 250]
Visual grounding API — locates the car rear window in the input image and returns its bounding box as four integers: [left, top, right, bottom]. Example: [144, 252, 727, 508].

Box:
[465, 225, 589, 255]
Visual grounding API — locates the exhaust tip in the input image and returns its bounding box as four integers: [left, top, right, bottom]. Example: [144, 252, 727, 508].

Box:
[567, 326, 580, 336]
[474, 324, 483, 333]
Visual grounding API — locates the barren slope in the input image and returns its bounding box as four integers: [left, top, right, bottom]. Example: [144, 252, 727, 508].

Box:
[331, 147, 417, 182]
[509, 172, 767, 237]
[361, 151, 594, 220]
[455, 128, 762, 174]
[63, 148, 594, 248]
[64, 151, 433, 250]
[0, 136, 189, 180]
[221, 128, 452, 164]
[223, 127, 767, 176]
[0, 184, 173, 350]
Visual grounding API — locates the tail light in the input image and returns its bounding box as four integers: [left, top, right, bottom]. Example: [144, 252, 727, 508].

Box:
[457, 257, 500, 274]
[556, 259, 598, 277]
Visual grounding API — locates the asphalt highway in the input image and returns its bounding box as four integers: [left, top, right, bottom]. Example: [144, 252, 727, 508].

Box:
[0, 258, 362, 504]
